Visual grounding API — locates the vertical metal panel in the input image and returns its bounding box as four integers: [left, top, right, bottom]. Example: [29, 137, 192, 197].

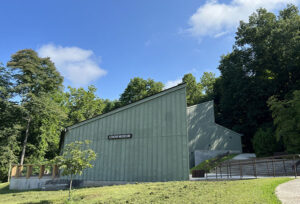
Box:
[63, 85, 188, 182]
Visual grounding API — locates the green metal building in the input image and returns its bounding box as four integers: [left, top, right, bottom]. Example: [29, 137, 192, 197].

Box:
[187, 101, 242, 167]
[62, 84, 190, 183]
[62, 84, 242, 184]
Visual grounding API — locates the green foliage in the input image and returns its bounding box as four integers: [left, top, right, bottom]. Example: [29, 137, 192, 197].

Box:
[0, 178, 291, 203]
[200, 72, 216, 97]
[190, 154, 237, 173]
[253, 124, 283, 157]
[268, 90, 300, 153]
[53, 140, 96, 177]
[0, 126, 21, 181]
[0, 64, 22, 181]
[119, 77, 163, 106]
[102, 99, 118, 114]
[6, 49, 64, 165]
[33, 94, 67, 159]
[182, 73, 203, 106]
[53, 140, 96, 200]
[64, 85, 106, 125]
[7, 49, 63, 97]
[214, 5, 300, 151]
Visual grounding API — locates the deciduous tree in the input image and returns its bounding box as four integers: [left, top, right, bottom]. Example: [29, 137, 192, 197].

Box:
[268, 90, 300, 153]
[120, 77, 163, 106]
[53, 140, 96, 200]
[182, 73, 202, 106]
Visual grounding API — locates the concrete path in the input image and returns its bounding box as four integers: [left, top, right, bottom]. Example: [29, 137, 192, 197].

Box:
[276, 178, 300, 204]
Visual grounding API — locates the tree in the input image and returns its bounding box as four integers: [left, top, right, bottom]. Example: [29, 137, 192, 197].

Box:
[64, 85, 106, 126]
[252, 123, 283, 157]
[119, 77, 163, 106]
[0, 126, 21, 181]
[200, 72, 216, 98]
[7, 49, 63, 165]
[0, 64, 22, 181]
[214, 5, 300, 151]
[102, 99, 118, 114]
[53, 140, 96, 200]
[268, 90, 300, 153]
[182, 73, 202, 106]
[32, 94, 67, 160]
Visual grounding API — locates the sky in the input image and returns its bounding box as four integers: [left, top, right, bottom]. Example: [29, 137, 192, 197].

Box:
[1, 0, 298, 100]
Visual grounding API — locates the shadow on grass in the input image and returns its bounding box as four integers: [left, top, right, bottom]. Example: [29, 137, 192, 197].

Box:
[0, 184, 29, 194]
[0, 184, 42, 195]
[23, 201, 54, 204]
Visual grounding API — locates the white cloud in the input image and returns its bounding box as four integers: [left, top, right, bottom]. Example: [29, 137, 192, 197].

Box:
[164, 78, 182, 89]
[38, 44, 107, 86]
[187, 0, 299, 38]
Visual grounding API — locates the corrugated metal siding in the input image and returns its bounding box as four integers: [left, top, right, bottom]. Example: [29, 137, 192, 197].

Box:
[63, 84, 189, 182]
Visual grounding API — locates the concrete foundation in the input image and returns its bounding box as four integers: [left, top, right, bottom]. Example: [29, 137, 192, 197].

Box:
[9, 176, 54, 190]
[9, 177, 136, 190]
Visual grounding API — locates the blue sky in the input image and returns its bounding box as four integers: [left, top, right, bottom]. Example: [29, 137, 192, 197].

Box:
[1, 0, 298, 100]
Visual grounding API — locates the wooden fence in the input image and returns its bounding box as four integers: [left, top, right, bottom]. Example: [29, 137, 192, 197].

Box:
[10, 164, 59, 179]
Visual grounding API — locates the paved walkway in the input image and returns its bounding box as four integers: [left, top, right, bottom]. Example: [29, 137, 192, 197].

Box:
[276, 178, 300, 204]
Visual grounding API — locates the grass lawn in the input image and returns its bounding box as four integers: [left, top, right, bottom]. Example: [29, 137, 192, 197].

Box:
[0, 178, 291, 204]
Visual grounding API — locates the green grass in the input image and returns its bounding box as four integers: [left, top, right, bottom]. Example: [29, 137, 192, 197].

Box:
[190, 154, 238, 173]
[0, 178, 291, 203]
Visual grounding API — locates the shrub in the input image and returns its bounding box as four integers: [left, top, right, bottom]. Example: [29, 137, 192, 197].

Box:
[252, 124, 283, 157]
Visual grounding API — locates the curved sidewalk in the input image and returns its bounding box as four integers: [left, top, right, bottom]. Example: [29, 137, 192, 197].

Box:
[276, 178, 300, 204]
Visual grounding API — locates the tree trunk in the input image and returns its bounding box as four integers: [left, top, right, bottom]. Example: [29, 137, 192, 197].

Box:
[7, 160, 11, 182]
[20, 118, 31, 165]
[69, 174, 73, 200]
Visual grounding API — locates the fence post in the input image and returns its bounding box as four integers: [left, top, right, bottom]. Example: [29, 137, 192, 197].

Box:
[272, 158, 275, 177]
[10, 165, 17, 180]
[26, 165, 32, 179]
[282, 159, 287, 176]
[266, 161, 270, 176]
[215, 167, 217, 179]
[39, 165, 45, 179]
[229, 162, 232, 178]
[293, 155, 297, 178]
[16, 165, 23, 177]
[253, 159, 257, 178]
[239, 161, 242, 179]
[227, 163, 229, 179]
[52, 165, 59, 178]
[220, 166, 222, 179]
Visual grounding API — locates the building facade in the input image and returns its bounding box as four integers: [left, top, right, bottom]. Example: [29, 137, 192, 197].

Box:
[63, 84, 190, 183]
[187, 101, 242, 167]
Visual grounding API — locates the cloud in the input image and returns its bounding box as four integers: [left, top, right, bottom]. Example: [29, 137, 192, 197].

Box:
[38, 44, 107, 86]
[187, 0, 299, 38]
[164, 78, 182, 89]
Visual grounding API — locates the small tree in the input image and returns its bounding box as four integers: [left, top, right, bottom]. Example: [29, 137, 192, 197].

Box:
[53, 140, 96, 200]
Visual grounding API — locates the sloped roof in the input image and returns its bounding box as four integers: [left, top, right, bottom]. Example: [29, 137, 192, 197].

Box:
[67, 83, 186, 130]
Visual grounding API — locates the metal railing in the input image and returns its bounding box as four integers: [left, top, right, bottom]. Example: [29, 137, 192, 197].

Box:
[209, 154, 300, 179]
[10, 164, 59, 179]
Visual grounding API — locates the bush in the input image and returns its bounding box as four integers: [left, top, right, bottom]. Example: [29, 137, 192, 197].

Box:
[268, 90, 300, 154]
[252, 124, 283, 157]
